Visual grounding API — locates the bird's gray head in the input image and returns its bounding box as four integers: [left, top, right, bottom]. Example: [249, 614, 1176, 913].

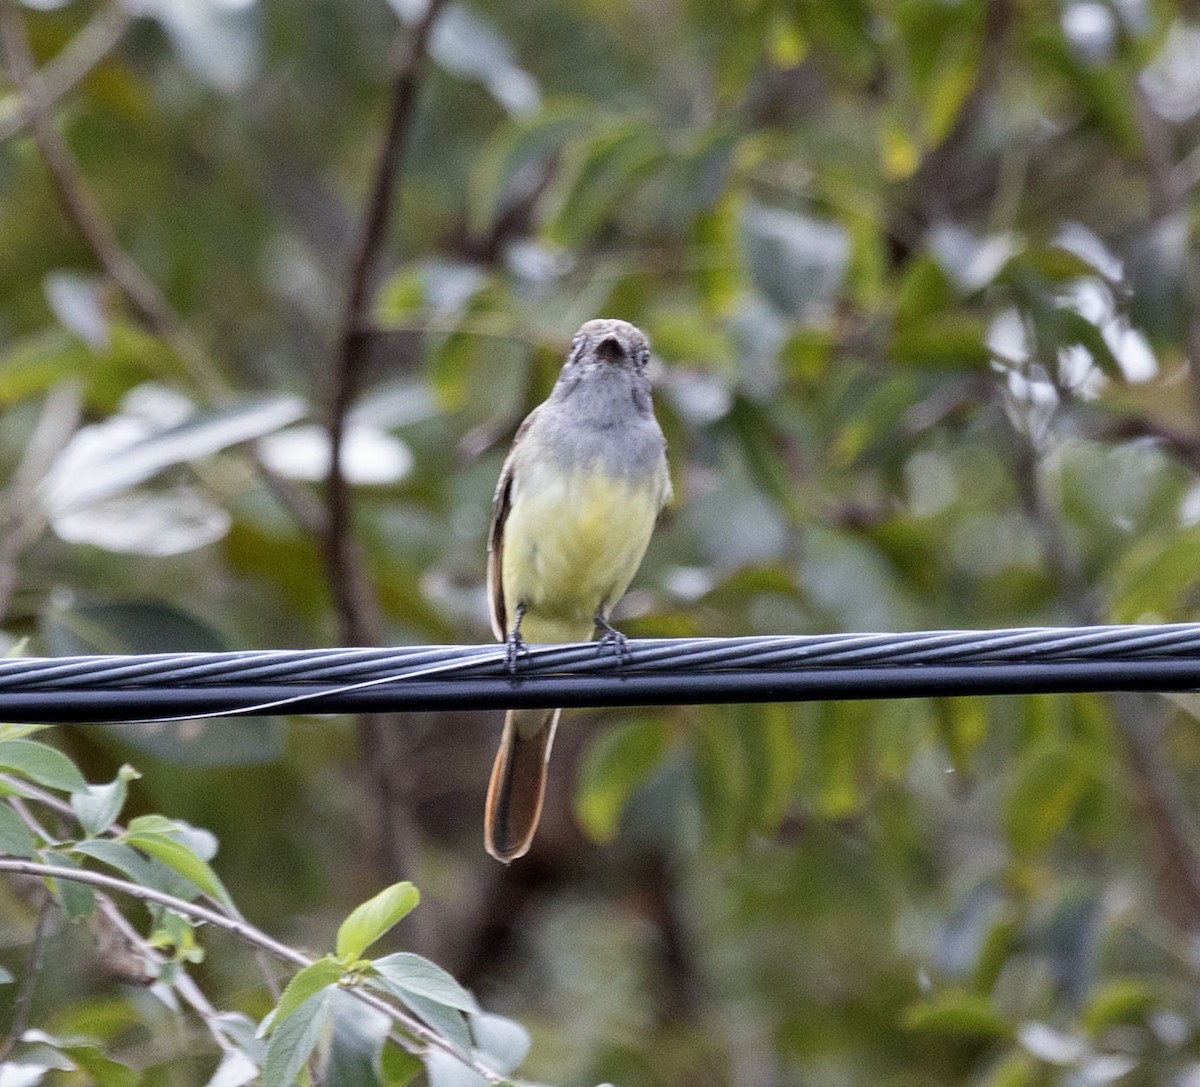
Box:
[549, 318, 654, 418]
[564, 319, 650, 375]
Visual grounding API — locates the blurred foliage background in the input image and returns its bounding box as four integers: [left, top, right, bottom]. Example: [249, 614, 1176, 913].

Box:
[5, 0, 1200, 1083]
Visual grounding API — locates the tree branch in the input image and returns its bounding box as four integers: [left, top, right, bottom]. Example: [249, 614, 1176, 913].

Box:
[0, 0, 131, 144]
[0, 0, 225, 399]
[0, 892, 53, 1063]
[1, 769, 283, 999]
[324, 0, 448, 646]
[0, 857, 505, 1083]
[0, 1, 327, 540]
[318, 2, 448, 922]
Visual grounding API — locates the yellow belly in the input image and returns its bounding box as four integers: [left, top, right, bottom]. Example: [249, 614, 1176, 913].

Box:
[502, 464, 661, 644]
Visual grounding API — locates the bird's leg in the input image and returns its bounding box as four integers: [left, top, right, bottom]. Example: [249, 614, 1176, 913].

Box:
[505, 604, 529, 674]
[594, 613, 632, 664]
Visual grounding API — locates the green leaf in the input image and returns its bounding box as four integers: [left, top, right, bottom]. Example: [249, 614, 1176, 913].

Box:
[936, 697, 988, 776]
[0, 325, 171, 411]
[0, 803, 36, 857]
[206, 1049, 259, 1087]
[119, 830, 232, 907]
[71, 765, 140, 836]
[59, 1044, 140, 1087]
[470, 102, 590, 233]
[744, 703, 801, 832]
[262, 988, 335, 1087]
[0, 739, 87, 793]
[1109, 525, 1200, 624]
[894, 253, 957, 326]
[972, 910, 1019, 994]
[544, 118, 666, 247]
[1005, 744, 1098, 856]
[725, 398, 802, 520]
[384, 988, 472, 1053]
[73, 837, 191, 899]
[149, 907, 203, 963]
[0, 723, 50, 740]
[574, 720, 668, 843]
[1081, 978, 1159, 1032]
[814, 701, 867, 819]
[327, 989, 390, 1087]
[740, 202, 850, 322]
[42, 850, 95, 920]
[335, 882, 420, 961]
[381, 1044, 423, 1086]
[271, 958, 345, 1032]
[370, 953, 478, 1013]
[902, 991, 1012, 1038]
[692, 706, 750, 851]
[125, 813, 186, 836]
[889, 316, 991, 368]
[469, 1012, 530, 1075]
[976, 1051, 1038, 1087]
[374, 267, 425, 322]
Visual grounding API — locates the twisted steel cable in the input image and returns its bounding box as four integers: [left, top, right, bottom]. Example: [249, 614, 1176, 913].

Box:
[3, 623, 1200, 722]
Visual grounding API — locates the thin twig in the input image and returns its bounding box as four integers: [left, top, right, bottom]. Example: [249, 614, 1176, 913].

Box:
[0, 0, 224, 399]
[91, 891, 242, 1051]
[4, 786, 261, 1045]
[0, 769, 282, 999]
[319, 0, 447, 931]
[0, 892, 53, 1062]
[0, 858, 505, 1083]
[8, 796, 60, 846]
[0, 0, 132, 143]
[0, 1, 327, 541]
[325, 0, 448, 644]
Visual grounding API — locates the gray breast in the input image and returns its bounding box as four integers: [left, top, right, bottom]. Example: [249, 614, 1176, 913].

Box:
[534, 381, 666, 482]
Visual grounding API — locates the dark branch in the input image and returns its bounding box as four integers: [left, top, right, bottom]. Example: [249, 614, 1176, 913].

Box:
[0, 893, 53, 1063]
[318, 1, 448, 921]
[325, 0, 449, 647]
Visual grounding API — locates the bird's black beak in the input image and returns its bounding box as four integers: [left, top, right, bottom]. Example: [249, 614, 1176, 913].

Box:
[595, 335, 624, 363]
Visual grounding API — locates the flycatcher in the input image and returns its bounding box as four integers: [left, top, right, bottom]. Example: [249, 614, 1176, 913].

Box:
[485, 318, 672, 861]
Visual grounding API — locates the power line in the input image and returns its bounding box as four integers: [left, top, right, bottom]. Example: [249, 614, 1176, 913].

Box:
[3, 623, 1200, 723]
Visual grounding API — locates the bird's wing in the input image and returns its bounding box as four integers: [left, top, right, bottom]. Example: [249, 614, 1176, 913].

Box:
[487, 408, 538, 642]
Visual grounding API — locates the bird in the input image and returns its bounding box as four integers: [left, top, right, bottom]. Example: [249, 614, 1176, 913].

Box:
[484, 318, 672, 861]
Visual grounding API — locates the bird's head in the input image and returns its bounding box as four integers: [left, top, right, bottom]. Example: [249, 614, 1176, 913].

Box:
[566, 319, 650, 374]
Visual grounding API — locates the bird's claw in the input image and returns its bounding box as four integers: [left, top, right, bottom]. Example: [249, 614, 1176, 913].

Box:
[595, 618, 632, 665]
[505, 631, 530, 674]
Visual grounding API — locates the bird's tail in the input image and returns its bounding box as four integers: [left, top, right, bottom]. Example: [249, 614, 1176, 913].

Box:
[484, 706, 561, 862]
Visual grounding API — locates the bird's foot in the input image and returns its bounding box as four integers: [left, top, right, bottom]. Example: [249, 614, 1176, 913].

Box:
[505, 630, 530, 674]
[595, 617, 632, 665]
[504, 605, 530, 674]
